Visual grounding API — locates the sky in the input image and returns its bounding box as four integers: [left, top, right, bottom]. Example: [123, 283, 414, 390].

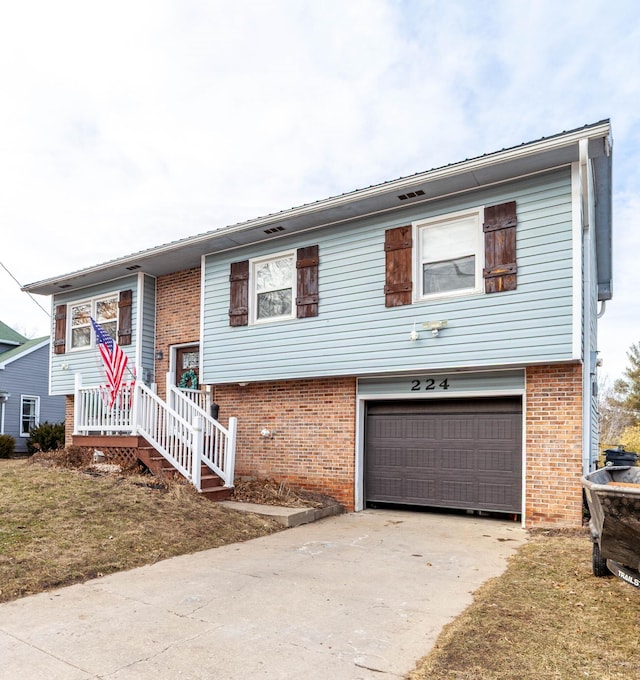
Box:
[1, 0, 638, 384]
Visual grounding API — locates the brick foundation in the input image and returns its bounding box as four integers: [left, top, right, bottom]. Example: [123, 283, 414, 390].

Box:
[214, 377, 357, 509]
[525, 363, 584, 527]
[65, 350, 586, 525]
[64, 396, 74, 448]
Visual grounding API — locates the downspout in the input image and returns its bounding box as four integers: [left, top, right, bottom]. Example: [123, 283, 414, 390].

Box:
[579, 138, 594, 475]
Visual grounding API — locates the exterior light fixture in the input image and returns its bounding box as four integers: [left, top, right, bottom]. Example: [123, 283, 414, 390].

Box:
[423, 320, 448, 337]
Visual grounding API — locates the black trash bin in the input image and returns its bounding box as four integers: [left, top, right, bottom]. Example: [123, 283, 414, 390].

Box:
[604, 446, 639, 467]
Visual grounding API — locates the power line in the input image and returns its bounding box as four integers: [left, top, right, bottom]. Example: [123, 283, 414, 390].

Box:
[0, 261, 51, 318]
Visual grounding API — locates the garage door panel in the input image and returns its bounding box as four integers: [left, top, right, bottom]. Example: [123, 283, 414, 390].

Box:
[440, 449, 475, 469]
[369, 447, 404, 467]
[368, 476, 404, 499]
[406, 418, 440, 438]
[441, 480, 476, 504]
[478, 482, 517, 509]
[476, 449, 521, 473]
[405, 478, 438, 501]
[371, 419, 405, 438]
[441, 418, 476, 440]
[477, 416, 519, 441]
[365, 397, 522, 514]
[404, 448, 439, 468]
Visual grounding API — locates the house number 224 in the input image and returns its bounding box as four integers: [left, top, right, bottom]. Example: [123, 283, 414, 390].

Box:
[410, 378, 450, 391]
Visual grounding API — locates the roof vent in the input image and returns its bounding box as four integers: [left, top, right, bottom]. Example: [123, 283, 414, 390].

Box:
[264, 226, 285, 235]
[125, 264, 141, 271]
[398, 190, 425, 201]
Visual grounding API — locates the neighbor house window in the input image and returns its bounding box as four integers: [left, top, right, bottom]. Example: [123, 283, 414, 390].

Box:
[415, 209, 483, 299]
[20, 396, 39, 437]
[69, 295, 118, 349]
[251, 252, 296, 323]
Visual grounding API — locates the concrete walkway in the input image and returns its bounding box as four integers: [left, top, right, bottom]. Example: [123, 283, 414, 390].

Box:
[0, 509, 526, 679]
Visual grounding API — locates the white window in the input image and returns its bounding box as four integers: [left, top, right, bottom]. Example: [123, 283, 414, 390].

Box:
[250, 251, 296, 323]
[415, 208, 483, 300]
[69, 295, 118, 349]
[20, 396, 40, 437]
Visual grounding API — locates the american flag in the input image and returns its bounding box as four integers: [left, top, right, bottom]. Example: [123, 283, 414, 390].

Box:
[91, 317, 129, 407]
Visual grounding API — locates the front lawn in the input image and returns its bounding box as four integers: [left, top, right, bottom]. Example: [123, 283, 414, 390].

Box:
[408, 529, 640, 679]
[0, 458, 281, 602]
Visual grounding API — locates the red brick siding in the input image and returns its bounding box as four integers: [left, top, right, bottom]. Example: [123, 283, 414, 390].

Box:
[525, 363, 584, 527]
[65, 396, 74, 447]
[155, 268, 201, 399]
[214, 377, 357, 509]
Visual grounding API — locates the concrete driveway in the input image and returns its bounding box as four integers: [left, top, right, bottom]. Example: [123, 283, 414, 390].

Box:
[0, 509, 526, 679]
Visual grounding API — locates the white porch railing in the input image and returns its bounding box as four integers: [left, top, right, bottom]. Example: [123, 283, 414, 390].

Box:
[74, 376, 136, 434]
[73, 373, 237, 489]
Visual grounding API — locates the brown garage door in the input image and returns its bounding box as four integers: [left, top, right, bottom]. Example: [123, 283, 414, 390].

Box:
[365, 397, 522, 514]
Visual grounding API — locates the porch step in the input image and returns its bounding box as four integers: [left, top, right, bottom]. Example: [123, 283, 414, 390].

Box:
[137, 447, 177, 479]
[200, 470, 233, 500]
[137, 445, 232, 501]
[200, 485, 233, 501]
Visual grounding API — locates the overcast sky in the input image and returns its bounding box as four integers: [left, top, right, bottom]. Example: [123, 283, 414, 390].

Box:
[1, 0, 638, 383]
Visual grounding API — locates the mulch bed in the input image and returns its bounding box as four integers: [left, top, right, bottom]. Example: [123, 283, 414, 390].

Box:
[230, 477, 339, 509]
[29, 450, 339, 509]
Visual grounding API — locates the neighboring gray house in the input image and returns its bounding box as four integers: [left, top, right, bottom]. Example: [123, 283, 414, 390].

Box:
[0, 321, 65, 454]
[24, 120, 613, 527]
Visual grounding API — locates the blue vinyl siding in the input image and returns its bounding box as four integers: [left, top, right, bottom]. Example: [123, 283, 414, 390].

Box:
[50, 276, 139, 395]
[202, 169, 575, 384]
[0, 344, 65, 453]
[140, 274, 157, 384]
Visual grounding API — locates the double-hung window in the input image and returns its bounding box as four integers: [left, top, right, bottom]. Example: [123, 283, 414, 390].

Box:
[251, 251, 296, 323]
[20, 396, 39, 437]
[229, 246, 319, 326]
[415, 209, 483, 299]
[69, 295, 118, 349]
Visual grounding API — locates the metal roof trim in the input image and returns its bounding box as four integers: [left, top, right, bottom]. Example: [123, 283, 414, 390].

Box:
[23, 120, 611, 295]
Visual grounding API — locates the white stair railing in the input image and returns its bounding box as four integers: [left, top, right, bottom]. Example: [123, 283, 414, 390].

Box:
[167, 374, 236, 487]
[135, 381, 196, 482]
[73, 373, 237, 491]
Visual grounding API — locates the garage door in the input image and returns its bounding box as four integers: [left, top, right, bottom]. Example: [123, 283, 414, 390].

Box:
[365, 397, 522, 514]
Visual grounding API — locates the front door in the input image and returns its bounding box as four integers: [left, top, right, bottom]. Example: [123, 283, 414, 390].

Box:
[175, 345, 200, 389]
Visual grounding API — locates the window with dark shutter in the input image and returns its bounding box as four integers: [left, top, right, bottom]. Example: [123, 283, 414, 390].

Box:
[483, 201, 517, 294]
[296, 245, 319, 318]
[229, 260, 249, 326]
[384, 226, 412, 307]
[54, 304, 67, 355]
[117, 289, 133, 345]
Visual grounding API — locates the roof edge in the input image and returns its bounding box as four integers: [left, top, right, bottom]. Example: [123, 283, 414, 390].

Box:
[23, 120, 611, 294]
